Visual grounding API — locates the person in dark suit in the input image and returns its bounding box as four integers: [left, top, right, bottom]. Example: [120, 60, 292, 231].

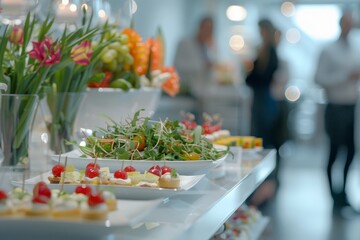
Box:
[246, 19, 279, 149]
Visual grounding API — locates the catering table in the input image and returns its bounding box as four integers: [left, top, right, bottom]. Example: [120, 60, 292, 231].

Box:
[113, 149, 276, 240]
[2, 148, 275, 240]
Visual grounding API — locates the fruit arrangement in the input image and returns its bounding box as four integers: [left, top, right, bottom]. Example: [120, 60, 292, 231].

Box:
[88, 26, 180, 96]
[87, 28, 138, 89]
[0, 182, 117, 220]
[75, 110, 228, 161]
[48, 161, 181, 189]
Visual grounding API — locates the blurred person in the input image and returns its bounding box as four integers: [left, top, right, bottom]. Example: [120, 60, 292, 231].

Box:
[245, 19, 280, 207]
[314, 11, 360, 213]
[271, 28, 291, 187]
[245, 19, 279, 148]
[174, 16, 216, 114]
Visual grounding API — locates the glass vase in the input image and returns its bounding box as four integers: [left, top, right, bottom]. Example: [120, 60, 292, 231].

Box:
[0, 94, 39, 168]
[41, 92, 85, 155]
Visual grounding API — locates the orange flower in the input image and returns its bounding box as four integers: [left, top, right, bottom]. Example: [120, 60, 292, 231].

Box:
[161, 67, 180, 97]
[71, 40, 92, 66]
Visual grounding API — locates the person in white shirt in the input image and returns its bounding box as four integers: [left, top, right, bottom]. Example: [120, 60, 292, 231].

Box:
[174, 16, 216, 112]
[314, 11, 360, 212]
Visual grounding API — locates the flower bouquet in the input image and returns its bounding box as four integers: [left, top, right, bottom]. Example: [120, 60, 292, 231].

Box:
[42, 11, 120, 154]
[0, 14, 58, 167]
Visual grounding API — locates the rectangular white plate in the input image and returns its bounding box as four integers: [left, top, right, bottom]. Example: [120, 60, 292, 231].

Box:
[50, 149, 228, 175]
[0, 198, 163, 237]
[13, 172, 205, 200]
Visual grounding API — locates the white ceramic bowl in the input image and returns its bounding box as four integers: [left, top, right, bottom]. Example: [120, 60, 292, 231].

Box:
[74, 87, 161, 132]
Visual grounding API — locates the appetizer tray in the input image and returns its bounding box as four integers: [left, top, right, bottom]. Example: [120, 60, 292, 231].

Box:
[13, 172, 205, 200]
[50, 149, 228, 175]
[0, 198, 163, 236]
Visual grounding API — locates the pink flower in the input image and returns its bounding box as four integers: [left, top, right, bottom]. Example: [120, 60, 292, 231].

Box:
[70, 40, 92, 66]
[29, 37, 61, 66]
[9, 26, 24, 45]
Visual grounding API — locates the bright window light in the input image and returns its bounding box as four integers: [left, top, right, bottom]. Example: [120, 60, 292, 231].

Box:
[285, 86, 301, 102]
[229, 34, 245, 51]
[281, 1, 296, 17]
[69, 3, 77, 12]
[226, 5, 247, 21]
[98, 9, 106, 18]
[294, 5, 341, 41]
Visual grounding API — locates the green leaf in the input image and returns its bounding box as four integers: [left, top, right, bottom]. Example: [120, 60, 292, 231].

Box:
[65, 140, 78, 145]
[145, 42, 153, 80]
[80, 146, 94, 157]
[0, 25, 10, 88]
[193, 126, 202, 144]
[114, 148, 130, 160]
[38, 14, 55, 41]
[48, 58, 73, 75]
[87, 72, 105, 83]
[131, 109, 144, 127]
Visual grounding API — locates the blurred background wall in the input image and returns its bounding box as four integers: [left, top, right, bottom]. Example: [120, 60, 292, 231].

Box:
[109, 0, 360, 143]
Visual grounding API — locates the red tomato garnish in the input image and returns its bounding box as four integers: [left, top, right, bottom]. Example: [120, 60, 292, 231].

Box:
[181, 119, 197, 130]
[0, 190, 8, 200]
[114, 170, 128, 179]
[75, 185, 92, 196]
[149, 165, 161, 172]
[124, 166, 136, 172]
[85, 167, 100, 178]
[33, 181, 51, 199]
[88, 193, 105, 207]
[202, 122, 212, 134]
[202, 122, 221, 135]
[161, 166, 172, 175]
[52, 164, 64, 177]
[148, 168, 161, 177]
[86, 163, 100, 170]
[32, 195, 49, 204]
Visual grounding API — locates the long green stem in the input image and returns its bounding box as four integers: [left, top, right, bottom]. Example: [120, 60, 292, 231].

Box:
[0, 94, 38, 166]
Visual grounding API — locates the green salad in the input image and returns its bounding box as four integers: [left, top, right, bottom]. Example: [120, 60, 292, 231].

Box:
[75, 110, 228, 161]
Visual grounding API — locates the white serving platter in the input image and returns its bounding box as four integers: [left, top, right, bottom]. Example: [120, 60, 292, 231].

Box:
[13, 172, 205, 200]
[0, 198, 163, 237]
[50, 149, 228, 175]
